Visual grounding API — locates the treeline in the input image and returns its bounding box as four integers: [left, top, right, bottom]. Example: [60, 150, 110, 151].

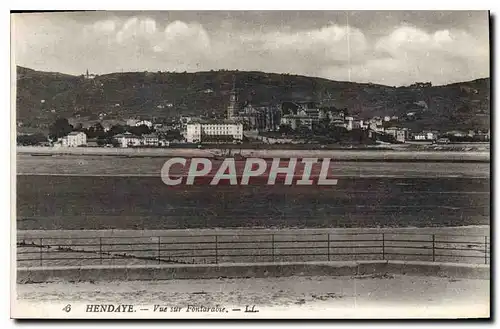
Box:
[18, 117, 184, 146]
[276, 119, 374, 144]
[17, 133, 48, 146]
[441, 134, 490, 142]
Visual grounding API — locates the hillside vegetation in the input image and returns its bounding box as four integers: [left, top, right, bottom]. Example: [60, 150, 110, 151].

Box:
[16, 66, 490, 133]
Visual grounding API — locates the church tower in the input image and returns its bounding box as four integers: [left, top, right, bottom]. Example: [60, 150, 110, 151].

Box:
[227, 75, 237, 119]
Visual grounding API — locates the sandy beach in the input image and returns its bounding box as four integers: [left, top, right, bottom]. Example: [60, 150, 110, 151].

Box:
[14, 274, 490, 319]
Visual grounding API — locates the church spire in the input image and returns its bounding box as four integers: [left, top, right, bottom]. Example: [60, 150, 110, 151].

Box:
[227, 74, 237, 119]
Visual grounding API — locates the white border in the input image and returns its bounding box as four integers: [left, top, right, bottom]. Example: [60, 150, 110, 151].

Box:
[4, 1, 496, 10]
[2, 2, 497, 328]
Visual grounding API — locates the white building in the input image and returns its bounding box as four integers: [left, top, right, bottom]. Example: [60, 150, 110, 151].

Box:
[412, 132, 427, 141]
[385, 127, 409, 143]
[143, 134, 159, 146]
[280, 116, 313, 130]
[412, 131, 438, 141]
[135, 120, 153, 128]
[352, 119, 364, 129]
[113, 132, 142, 148]
[425, 131, 438, 140]
[180, 116, 195, 125]
[61, 131, 87, 147]
[185, 120, 243, 143]
[126, 119, 140, 126]
[369, 117, 383, 126]
[369, 121, 385, 133]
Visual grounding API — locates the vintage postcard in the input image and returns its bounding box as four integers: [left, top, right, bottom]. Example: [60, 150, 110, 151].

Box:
[10, 10, 490, 319]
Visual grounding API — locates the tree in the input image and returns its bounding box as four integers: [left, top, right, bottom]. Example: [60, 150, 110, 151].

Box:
[83, 123, 105, 139]
[48, 118, 73, 140]
[107, 125, 126, 137]
[297, 124, 312, 137]
[313, 118, 331, 136]
[164, 129, 182, 141]
[325, 126, 348, 142]
[111, 139, 121, 147]
[129, 125, 152, 136]
[96, 135, 114, 146]
[17, 133, 47, 146]
[279, 124, 293, 135]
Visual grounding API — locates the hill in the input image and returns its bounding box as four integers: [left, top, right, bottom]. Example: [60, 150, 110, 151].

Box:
[15, 66, 490, 133]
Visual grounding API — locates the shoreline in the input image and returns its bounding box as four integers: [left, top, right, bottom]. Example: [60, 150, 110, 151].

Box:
[17, 225, 490, 238]
[16, 146, 491, 162]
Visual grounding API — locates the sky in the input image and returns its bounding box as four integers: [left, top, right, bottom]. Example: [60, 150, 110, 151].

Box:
[12, 11, 490, 86]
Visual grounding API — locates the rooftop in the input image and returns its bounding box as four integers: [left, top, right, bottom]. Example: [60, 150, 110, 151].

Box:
[189, 119, 241, 125]
[113, 133, 141, 138]
[385, 127, 406, 131]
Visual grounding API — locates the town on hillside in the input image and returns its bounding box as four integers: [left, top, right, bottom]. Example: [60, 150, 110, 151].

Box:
[17, 75, 491, 149]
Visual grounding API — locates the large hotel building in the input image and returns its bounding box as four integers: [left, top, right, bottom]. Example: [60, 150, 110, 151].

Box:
[185, 120, 243, 143]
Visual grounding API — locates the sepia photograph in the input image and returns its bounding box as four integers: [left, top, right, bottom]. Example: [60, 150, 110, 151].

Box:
[10, 9, 491, 319]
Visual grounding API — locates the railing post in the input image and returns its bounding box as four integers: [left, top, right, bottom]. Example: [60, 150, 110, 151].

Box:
[485, 236, 488, 264]
[327, 233, 330, 261]
[158, 236, 161, 264]
[215, 235, 218, 264]
[271, 234, 275, 262]
[432, 234, 435, 262]
[381, 233, 385, 260]
[39, 238, 43, 266]
[99, 237, 103, 265]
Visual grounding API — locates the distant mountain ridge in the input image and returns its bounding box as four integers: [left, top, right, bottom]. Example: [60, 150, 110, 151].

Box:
[15, 66, 490, 133]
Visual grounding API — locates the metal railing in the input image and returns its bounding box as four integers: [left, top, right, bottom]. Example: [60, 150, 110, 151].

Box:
[16, 232, 490, 267]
